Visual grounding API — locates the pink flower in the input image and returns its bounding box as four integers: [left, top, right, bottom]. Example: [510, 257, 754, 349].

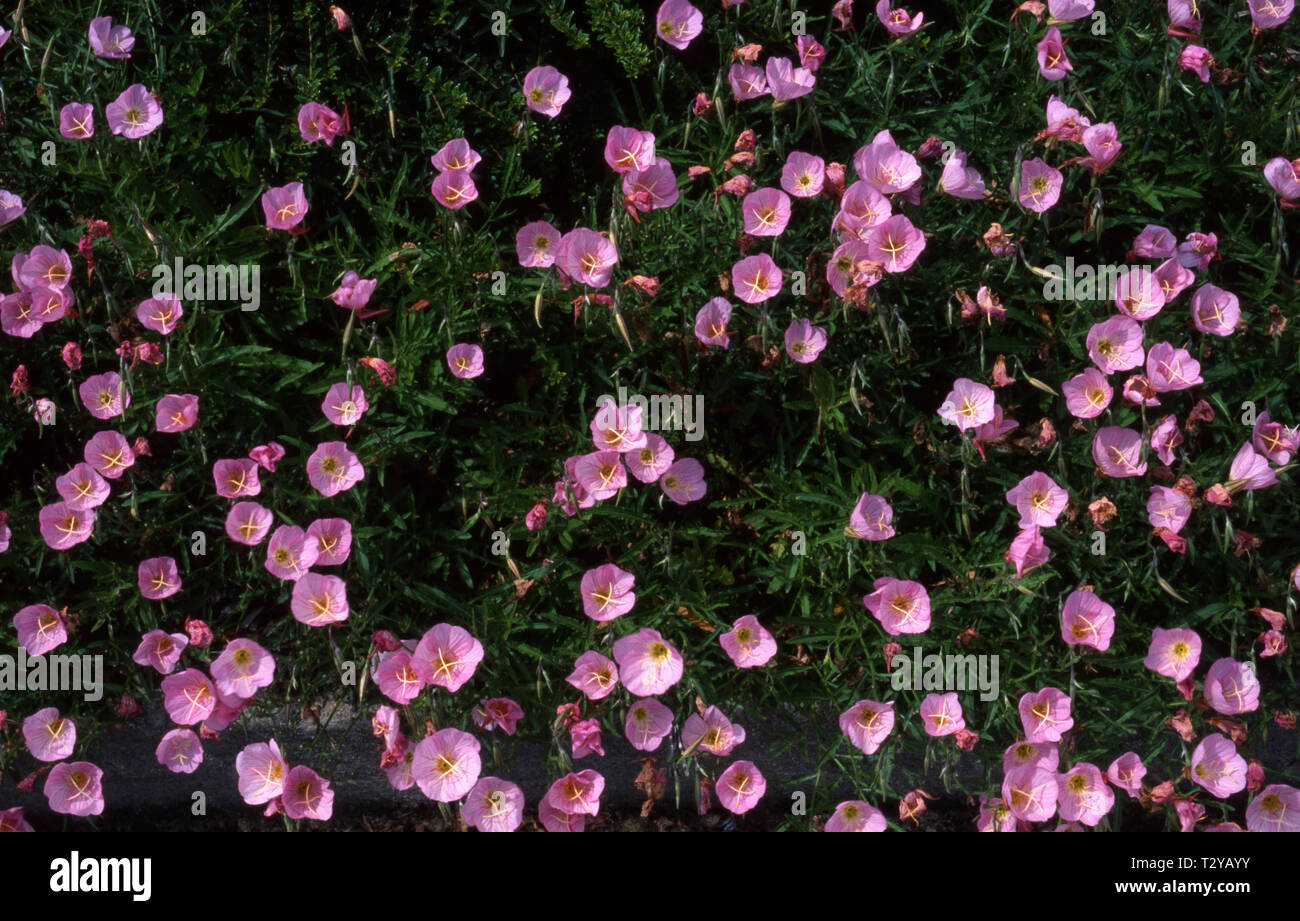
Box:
[782, 152, 825, 198]
[298, 102, 347, 145]
[1247, 784, 1300, 832]
[1092, 426, 1147, 478]
[212, 638, 275, 699]
[155, 393, 199, 433]
[1036, 27, 1072, 80]
[720, 614, 777, 667]
[441, 343, 485, 380]
[78, 372, 128, 420]
[839, 700, 895, 755]
[938, 378, 995, 431]
[939, 149, 986, 199]
[429, 139, 480, 175]
[431, 170, 478, 209]
[731, 254, 782, 303]
[1146, 343, 1202, 392]
[59, 102, 96, 140]
[1106, 752, 1147, 796]
[1019, 687, 1073, 742]
[1003, 765, 1059, 823]
[307, 517, 352, 565]
[412, 623, 484, 692]
[765, 58, 816, 101]
[1134, 224, 1176, 259]
[1228, 442, 1278, 491]
[23, 707, 76, 762]
[132, 629, 189, 674]
[1248, 0, 1295, 29]
[864, 577, 931, 635]
[728, 63, 769, 101]
[1006, 471, 1068, 528]
[0, 191, 24, 229]
[613, 628, 684, 696]
[1018, 157, 1063, 211]
[625, 698, 674, 751]
[1049, 0, 1094, 19]
[876, 0, 924, 36]
[1191, 734, 1248, 798]
[1144, 626, 1202, 681]
[854, 130, 921, 194]
[1252, 411, 1299, 464]
[261, 182, 308, 231]
[14, 605, 70, 657]
[266, 524, 319, 580]
[546, 769, 604, 816]
[1203, 658, 1260, 715]
[213, 458, 260, 500]
[742, 187, 792, 237]
[796, 34, 826, 71]
[156, 729, 203, 774]
[847, 492, 895, 540]
[226, 501, 273, 546]
[374, 650, 424, 704]
[330, 271, 377, 310]
[656, 0, 703, 49]
[1057, 763, 1114, 826]
[306, 440, 364, 497]
[1062, 368, 1112, 419]
[283, 766, 334, 821]
[1264, 157, 1300, 204]
[1079, 122, 1122, 175]
[321, 383, 367, 425]
[604, 126, 656, 174]
[461, 777, 525, 832]
[694, 297, 733, 349]
[236, 740, 287, 805]
[44, 762, 105, 816]
[1178, 232, 1219, 270]
[473, 698, 524, 736]
[1150, 415, 1184, 466]
[411, 728, 482, 802]
[1004, 741, 1059, 775]
[567, 651, 620, 700]
[660, 458, 707, 505]
[88, 16, 134, 58]
[137, 556, 182, 601]
[161, 668, 217, 725]
[920, 692, 965, 737]
[18, 245, 72, 289]
[1190, 284, 1239, 336]
[516, 221, 561, 267]
[717, 761, 765, 814]
[523, 65, 570, 118]
[825, 800, 886, 832]
[569, 718, 604, 759]
[38, 502, 95, 550]
[590, 399, 647, 453]
[1060, 589, 1116, 651]
[866, 214, 925, 272]
[56, 463, 109, 511]
[976, 797, 1017, 832]
[573, 450, 627, 500]
[290, 573, 349, 626]
[579, 563, 636, 622]
[1178, 44, 1212, 83]
[560, 228, 618, 287]
[682, 706, 747, 756]
[784, 318, 828, 363]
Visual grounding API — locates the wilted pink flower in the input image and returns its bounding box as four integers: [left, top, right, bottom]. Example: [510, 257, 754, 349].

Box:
[213, 458, 260, 500]
[839, 700, 895, 755]
[1247, 784, 1300, 832]
[156, 729, 203, 774]
[59, 102, 96, 140]
[656, 0, 703, 49]
[1149, 415, 1183, 466]
[864, 577, 931, 635]
[38, 502, 95, 550]
[613, 628, 684, 696]
[579, 563, 636, 622]
[137, 556, 182, 601]
[132, 629, 189, 674]
[717, 761, 765, 814]
[1144, 626, 1202, 681]
[1003, 765, 1059, 823]
[1092, 426, 1147, 478]
[1019, 687, 1073, 743]
[412, 623, 484, 693]
[567, 651, 620, 701]
[731, 254, 782, 303]
[765, 58, 816, 101]
[472, 698, 524, 736]
[1190, 734, 1248, 798]
[61, 342, 83, 370]
[560, 228, 618, 288]
[625, 699, 674, 752]
[23, 708, 76, 762]
[1036, 27, 1072, 80]
[919, 693, 965, 737]
[876, 0, 924, 36]
[306, 440, 364, 497]
[720, 614, 777, 667]
[604, 126, 656, 174]
[1204, 658, 1260, 715]
[1178, 44, 1212, 83]
[1006, 471, 1068, 529]
[694, 297, 733, 348]
[298, 102, 347, 145]
[330, 271, 377, 310]
[1060, 589, 1115, 651]
[1019, 157, 1063, 211]
[161, 668, 216, 725]
[283, 765, 333, 821]
[784, 318, 827, 363]
[565, 718, 602, 760]
[45, 762, 104, 817]
[847, 492, 895, 540]
[89, 16, 134, 58]
[265, 524, 319, 580]
[1057, 763, 1114, 826]
[682, 706, 747, 757]
[660, 458, 707, 505]
[290, 573, 349, 627]
[261, 182, 308, 230]
[938, 377, 995, 431]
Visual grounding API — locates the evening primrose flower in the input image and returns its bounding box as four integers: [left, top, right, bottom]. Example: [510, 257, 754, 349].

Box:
[1060, 589, 1116, 651]
[719, 614, 777, 667]
[826, 800, 887, 832]
[937, 378, 995, 431]
[45, 762, 105, 816]
[625, 699, 674, 752]
[155, 393, 199, 433]
[660, 458, 706, 504]
[23, 708, 76, 762]
[839, 699, 896, 755]
[412, 623, 484, 692]
[613, 628, 683, 696]
[78, 371, 129, 420]
[137, 556, 182, 601]
[846, 492, 895, 540]
[1018, 687, 1074, 743]
[1018, 157, 1063, 211]
[579, 563, 636, 622]
[1144, 626, 1202, 681]
[717, 761, 765, 814]
[1190, 734, 1248, 798]
[784, 318, 828, 363]
[682, 705, 747, 757]
[566, 651, 620, 701]
[88, 16, 134, 58]
[523, 66, 571, 117]
[14, 604, 68, 656]
[462, 777, 525, 832]
[290, 573, 349, 626]
[261, 182, 309, 231]
[306, 441, 365, 497]
[226, 501, 273, 546]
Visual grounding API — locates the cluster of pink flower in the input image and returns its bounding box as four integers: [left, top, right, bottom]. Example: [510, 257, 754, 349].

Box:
[1170, 0, 1296, 84]
[235, 739, 334, 821]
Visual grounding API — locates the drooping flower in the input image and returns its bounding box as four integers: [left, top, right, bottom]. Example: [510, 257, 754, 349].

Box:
[720, 615, 777, 667]
[847, 492, 895, 540]
[613, 628, 684, 696]
[1178, 44, 1212, 83]
[261, 182, 309, 231]
[1228, 442, 1278, 491]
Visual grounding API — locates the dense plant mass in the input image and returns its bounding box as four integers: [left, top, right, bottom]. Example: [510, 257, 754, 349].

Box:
[1, 0, 1298, 833]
